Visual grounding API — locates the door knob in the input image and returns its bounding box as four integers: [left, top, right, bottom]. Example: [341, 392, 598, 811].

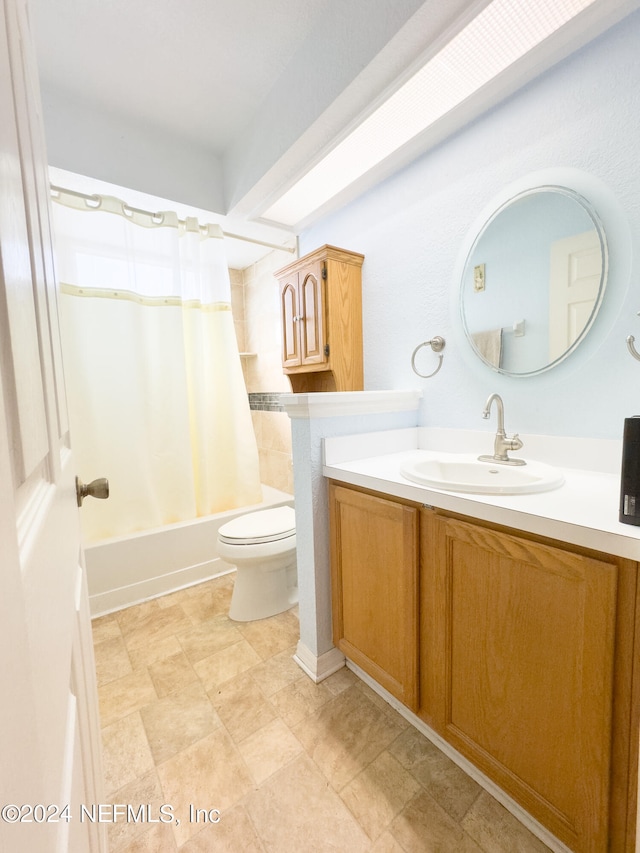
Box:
[76, 476, 110, 507]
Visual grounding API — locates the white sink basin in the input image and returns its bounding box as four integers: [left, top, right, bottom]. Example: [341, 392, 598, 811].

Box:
[400, 453, 564, 495]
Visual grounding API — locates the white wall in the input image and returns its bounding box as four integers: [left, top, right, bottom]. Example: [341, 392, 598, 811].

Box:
[42, 88, 225, 214]
[299, 11, 640, 441]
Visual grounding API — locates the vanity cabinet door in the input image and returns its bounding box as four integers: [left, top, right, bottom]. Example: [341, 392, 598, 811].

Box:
[329, 483, 419, 710]
[421, 512, 617, 853]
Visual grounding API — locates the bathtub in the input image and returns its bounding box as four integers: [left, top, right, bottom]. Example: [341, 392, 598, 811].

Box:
[85, 485, 294, 617]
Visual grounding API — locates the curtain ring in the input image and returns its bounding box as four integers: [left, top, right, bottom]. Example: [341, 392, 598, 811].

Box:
[411, 336, 446, 378]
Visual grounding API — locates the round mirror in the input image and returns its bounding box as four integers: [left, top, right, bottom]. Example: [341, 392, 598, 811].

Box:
[460, 186, 608, 376]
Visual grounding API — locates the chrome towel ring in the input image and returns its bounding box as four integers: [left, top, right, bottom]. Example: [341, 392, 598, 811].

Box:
[627, 335, 640, 362]
[411, 336, 446, 378]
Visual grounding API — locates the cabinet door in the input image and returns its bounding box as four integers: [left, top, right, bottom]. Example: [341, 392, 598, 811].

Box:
[299, 261, 326, 365]
[421, 513, 617, 853]
[330, 484, 419, 709]
[280, 276, 300, 367]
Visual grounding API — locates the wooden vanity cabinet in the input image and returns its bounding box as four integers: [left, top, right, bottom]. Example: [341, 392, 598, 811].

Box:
[328, 482, 640, 853]
[328, 483, 419, 710]
[276, 245, 364, 393]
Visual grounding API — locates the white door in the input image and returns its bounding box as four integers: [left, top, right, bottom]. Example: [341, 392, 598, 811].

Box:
[0, 1, 106, 851]
[548, 228, 603, 362]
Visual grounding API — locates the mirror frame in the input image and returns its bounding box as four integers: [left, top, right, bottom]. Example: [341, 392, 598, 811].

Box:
[459, 184, 609, 377]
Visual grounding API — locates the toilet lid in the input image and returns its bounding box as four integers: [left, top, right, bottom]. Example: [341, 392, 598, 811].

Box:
[218, 506, 295, 545]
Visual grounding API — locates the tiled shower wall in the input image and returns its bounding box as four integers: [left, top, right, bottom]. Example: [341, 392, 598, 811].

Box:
[230, 250, 294, 495]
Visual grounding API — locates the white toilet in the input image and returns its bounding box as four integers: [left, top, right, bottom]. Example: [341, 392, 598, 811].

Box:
[217, 505, 297, 622]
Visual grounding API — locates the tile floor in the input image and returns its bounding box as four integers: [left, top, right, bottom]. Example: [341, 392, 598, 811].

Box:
[93, 574, 552, 852]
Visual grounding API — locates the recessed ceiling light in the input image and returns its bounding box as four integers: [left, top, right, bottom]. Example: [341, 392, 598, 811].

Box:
[261, 0, 597, 227]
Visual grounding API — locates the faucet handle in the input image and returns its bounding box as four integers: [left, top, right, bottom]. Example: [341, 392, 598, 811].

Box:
[507, 433, 524, 451]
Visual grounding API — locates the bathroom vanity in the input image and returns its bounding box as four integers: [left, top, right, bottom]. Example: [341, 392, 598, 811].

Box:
[324, 429, 640, 853]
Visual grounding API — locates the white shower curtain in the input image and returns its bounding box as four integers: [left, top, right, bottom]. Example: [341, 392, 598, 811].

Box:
[53, 195, 262, 541]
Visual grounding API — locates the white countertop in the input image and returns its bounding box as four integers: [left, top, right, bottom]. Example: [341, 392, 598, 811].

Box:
[323, 428, 640, 561]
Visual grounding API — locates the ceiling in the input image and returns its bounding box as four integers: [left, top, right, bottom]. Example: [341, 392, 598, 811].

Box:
[29, 0, 640, 267]
[31, 0, 332, 156]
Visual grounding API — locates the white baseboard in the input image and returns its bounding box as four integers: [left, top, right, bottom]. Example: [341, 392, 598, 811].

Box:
[293, 641, 345, 682]
[89, 563, 233, 617]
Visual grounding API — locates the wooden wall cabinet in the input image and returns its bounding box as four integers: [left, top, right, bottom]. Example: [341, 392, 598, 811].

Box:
[276, 245, 364, 393]
[328, 482, 640, 853]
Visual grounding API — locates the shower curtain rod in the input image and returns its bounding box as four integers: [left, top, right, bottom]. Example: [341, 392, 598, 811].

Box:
[49, 184, 296, 254]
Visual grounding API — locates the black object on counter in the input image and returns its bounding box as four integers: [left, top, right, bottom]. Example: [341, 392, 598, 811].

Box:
[620, 416, 640, 525]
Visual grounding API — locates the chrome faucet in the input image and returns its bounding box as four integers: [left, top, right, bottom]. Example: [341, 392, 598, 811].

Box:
[478, 393, 525, 466]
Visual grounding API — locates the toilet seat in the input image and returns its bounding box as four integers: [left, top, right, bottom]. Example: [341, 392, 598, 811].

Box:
[218, 506, 295, 546]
